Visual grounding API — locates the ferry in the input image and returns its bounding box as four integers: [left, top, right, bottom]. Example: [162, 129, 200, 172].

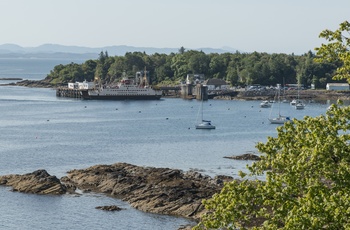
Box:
[80, 71, 162, 100]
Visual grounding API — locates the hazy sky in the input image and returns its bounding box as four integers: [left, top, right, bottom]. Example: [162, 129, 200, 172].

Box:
[0, 0, 349, 54]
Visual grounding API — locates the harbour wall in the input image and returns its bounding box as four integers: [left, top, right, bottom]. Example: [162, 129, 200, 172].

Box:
[56, 88, 84, 98]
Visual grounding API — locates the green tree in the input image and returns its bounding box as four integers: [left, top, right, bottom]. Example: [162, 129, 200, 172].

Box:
[107, 56, 127, 82]
[81, 59, 98, 81]
[179, 46, 185, 54]
[209, 53, 228, 79]
[171, 53, 189, 81]
[195, 102, 350, 229]
[187, 50, 210, 75]
[315, 21, 350, 82]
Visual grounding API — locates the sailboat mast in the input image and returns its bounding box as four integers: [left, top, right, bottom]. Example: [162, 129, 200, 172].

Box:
[278, 88, 281, 116]
[201, 90, 204, 121]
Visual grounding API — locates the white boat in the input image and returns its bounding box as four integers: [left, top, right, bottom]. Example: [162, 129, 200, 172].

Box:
[195, 120, 216, 129]
[294, 85, 305, 110]
[260, 100, 272, 108]
[195, 97, 215, 129]
[268, 114, 292, 124]
[295, 101, 305, 110]
[290, 99, 297, 106]
[81, 71, 162, 100]
[269, 89, 292, 124]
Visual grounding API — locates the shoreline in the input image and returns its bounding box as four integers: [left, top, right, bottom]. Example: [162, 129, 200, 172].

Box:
[0, 162, 237, 226]
[4, 80, 350, 101]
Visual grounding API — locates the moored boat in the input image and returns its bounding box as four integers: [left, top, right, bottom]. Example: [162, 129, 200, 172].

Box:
[195, 120, 216, 129]
[260, 100, 272, 108]
[295, 101, 305, 110]
[268, 115, 292, 124]
[269, 88, 292, 124]
[195, 94, 216, 129]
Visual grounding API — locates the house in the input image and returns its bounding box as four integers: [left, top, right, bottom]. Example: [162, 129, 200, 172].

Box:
[68, 80, 95, 90]
[204, 79, 229, 90]
[78, 80, 95, 89]
[184, 74, 205, 85]
[68, 82, 79, 89]
[326, 83, 349, 91]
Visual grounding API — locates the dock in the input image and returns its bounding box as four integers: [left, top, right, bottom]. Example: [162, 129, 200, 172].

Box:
[56, 87, 85, 98]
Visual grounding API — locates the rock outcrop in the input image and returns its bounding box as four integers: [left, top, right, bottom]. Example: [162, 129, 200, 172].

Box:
[0, 169, 67, 195]
[61, 162, 232, 220]
[224, 153, 261, 161]
[0, 163, 233, 221]
[95, 205, 123, 211]
[14, 79, 55, 88]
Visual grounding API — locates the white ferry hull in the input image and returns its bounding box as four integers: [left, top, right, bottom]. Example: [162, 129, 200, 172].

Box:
[81, 89, 162, 100]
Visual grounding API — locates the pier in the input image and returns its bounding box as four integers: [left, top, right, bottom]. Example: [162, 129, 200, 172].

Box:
[56, 87, 84, 98]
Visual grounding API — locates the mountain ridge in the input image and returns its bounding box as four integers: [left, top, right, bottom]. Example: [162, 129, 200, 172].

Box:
[0, 43, 239, 59]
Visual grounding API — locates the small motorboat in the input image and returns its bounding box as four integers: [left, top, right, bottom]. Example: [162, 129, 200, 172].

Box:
[295, 101, 305, 110]
[195, 120, 216, 129]
[260, 100, 271, 108]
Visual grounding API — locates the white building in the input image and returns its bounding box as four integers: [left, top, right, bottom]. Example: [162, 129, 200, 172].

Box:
[78, 80, 95, 90]
[326, 83, 349, 91]
[68, 82, 79, 89]
[68, 80, 95, 90]
[204, 79, 229, 90]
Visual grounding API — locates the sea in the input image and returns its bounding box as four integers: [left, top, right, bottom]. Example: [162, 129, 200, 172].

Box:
[0, 58, 338, 230]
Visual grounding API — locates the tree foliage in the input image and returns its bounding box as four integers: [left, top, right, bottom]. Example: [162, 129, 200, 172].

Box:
[315, 21, 350, 82]
[192, 23, 350, 229]
[195, 102, 350, 229]
[45, 47, 338, 88]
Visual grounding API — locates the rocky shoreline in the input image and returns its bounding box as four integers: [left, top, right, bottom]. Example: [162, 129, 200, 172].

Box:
[0, 162, 235, 222]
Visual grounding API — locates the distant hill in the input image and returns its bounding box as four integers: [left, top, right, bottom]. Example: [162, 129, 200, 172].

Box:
[0, 43, 238, 59]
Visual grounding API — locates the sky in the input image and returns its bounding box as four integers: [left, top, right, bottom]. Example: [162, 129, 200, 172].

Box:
[0, 0, 349, 54]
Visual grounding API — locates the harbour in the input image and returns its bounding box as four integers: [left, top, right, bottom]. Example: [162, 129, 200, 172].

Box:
[0, 58, 347, 230]
[0, 84, 336, 229]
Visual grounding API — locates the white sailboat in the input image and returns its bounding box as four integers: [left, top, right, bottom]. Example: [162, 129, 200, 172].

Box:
[281, 79, 289, 103]
[268, 89, 292, 124]
[195, 97, 215, 129]
[294, 85, 305, 110]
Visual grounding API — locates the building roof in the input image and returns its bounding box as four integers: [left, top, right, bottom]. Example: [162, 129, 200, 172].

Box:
[205, 78, 228, 86]
[326, 83, 349, 86]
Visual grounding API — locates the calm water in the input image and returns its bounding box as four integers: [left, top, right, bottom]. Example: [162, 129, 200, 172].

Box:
[0, 58, 335, 229]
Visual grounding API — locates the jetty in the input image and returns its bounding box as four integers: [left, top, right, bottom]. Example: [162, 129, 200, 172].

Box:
[56, 87, 84, 98]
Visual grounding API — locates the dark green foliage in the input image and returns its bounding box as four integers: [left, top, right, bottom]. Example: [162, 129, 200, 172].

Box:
[44, 49, 337, 88]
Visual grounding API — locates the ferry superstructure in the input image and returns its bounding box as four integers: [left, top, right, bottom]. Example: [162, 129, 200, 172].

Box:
[81, 71, 162, 100]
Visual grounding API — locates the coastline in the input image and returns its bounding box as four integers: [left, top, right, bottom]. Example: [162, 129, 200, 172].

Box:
[0, 162, 237, 228]
[8, 79, 350, 101]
